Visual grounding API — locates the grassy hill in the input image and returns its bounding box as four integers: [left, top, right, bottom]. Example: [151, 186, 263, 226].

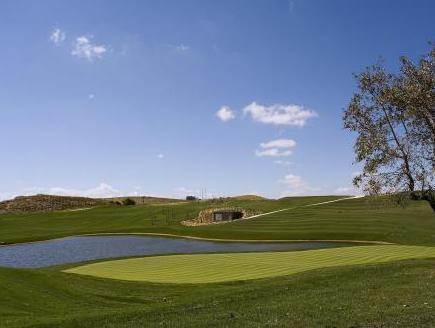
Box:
[1, 257, 435, 327]
[103, 196, 182, 205]
[0, 195, 433, 245]
[0, 194, 179, 215]
[0, 196, 340, 244]
[1, 195, 435, 327]
[228, 194, 268, 201]
[0, 194, 107, 214]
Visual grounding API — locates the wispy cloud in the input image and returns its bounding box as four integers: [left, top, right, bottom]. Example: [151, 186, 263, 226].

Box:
[280, 174, 320, 196]
[333, 171, 362, 195]
[48, 183, 119, 198]
[256, 148, 292, 157]
[175, 44, 190, 52]
[174, 186, 197, 195]
[288, 0, 295, 14]
[260, 139, 296, 149]
[255, 138, 296, 157]
[274, 160, 292, 166]
[167, 43, 190, 53]
[0, 187, 42, 201]
[71, 36, 107, 61]
[243, 102, 317, 126]
[173, 187, 216, 199]
[282, 174, 307, 190]
[50, 28, 66, 45]
[0, 183, 124, 201]
[157, 153, 165, 159]
[216, 106, 236, 122]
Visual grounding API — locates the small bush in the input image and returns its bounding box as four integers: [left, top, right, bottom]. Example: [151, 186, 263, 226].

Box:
[421, 191, 435, 212]
[122, 198, 136, 206]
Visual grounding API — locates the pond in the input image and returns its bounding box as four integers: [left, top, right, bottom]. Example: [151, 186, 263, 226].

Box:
[0, 235, 351, 268]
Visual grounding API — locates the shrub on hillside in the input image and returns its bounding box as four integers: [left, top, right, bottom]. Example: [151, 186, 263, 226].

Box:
[122, 198, 136, 206]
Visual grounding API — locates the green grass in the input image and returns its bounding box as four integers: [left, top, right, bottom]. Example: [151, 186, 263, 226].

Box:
[2, 258, 435, 327]
[65, 245, 435, 283]
[1, 196, 435, 326]
[0, 196, 434, 245]
[0, 196, 343, 244]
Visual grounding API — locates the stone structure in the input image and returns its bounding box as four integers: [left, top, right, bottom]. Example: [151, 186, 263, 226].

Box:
[182, 207, 262, 226]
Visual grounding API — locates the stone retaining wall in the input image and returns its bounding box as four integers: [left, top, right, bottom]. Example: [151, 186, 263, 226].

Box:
[182, 207, 262, 226]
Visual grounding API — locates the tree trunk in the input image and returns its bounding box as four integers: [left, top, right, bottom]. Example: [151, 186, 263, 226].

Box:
[381, 108, 416, 191]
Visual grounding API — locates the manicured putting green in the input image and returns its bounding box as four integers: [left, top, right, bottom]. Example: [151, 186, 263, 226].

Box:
[65, 245, 435, 284]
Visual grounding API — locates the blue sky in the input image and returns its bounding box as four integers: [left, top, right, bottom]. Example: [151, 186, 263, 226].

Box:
[1, 0, 434, 200]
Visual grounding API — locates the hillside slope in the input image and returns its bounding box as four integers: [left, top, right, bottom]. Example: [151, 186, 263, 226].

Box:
[0, 194, 108, 214]
[104, 196, 181, 205]
[0, 194, 180, 214]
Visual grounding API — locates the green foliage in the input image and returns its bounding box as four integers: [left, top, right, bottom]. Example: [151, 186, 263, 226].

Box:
[344, 44, 434, 199]
[412, 190, 435, 211]
[122, 198, 136, 206]
[365, 192, 411, 209]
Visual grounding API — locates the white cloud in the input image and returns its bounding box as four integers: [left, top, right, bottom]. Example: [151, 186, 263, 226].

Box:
[0, 191, 16, 201]
[260, 139, 296, 149]
[175, 44, 190, 52]
[282, 174, 307, 190]
[88, 94, 95, 99]
[71, 36, 107, 61]
[243, 102, 317, 126]
[274, 160, 292, 166]
[48, 183, 120, 198]
[50, 28, 66, 45]
[173, 187, 202, 198]
[173, 187, 216, 199]
[0, 186, 47, 201]
[167, 44, 190, 53]
[0, 183, 174, 201]
[157, 153, 164, 159]
[280, 174, 320, 196]
[255, 138, 296, 157]
[216, 106, 236, 122]
[255, 148, 292, 157]
[174, 187, 197, 195]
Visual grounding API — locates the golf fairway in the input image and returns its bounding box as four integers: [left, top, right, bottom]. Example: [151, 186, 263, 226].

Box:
[65, 245, 435, 284]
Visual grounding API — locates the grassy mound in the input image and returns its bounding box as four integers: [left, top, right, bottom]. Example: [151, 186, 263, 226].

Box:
[0, 196, 434, 245]
[229, 195, 268, 201]
[0, 196, 343, 244]
[0, 194, 107, 214]
[2, 196, 435, 327]
[2, 258, 435, 327]
[0, 194, 180, 215]
[65, 245, 435, 283]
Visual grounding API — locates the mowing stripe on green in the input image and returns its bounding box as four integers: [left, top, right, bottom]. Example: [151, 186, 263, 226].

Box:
[64, 245, 435, 284]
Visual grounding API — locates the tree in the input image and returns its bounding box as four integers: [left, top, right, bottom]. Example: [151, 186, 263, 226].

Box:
[394, 48, 435, 183]
[344, 44, 434, 210]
